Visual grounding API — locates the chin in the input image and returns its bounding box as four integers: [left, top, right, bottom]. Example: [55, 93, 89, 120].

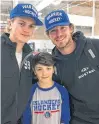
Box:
[57, 44, 65, 48]
[21, 38, 29, 43]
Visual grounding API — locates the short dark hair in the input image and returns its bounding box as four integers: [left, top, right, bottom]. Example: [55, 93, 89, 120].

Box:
[32, 52, 55, 69]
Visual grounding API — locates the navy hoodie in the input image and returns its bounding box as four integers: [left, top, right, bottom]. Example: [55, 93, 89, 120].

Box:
[1, 33, 33, 124]
[52, 31, 99, 124]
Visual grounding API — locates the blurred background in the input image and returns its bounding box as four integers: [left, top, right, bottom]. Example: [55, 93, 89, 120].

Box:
[0, 0, 99, 52]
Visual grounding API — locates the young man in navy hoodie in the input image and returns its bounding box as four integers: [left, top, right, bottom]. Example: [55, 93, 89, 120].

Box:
[1, 3, 43, 124]
[44, 10, 99, 124]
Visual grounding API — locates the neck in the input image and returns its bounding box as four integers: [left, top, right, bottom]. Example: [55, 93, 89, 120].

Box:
[58, 40, 76, 55]
[38, 80, 54, 89]
[16, 43, 24, 53]
[9, 35, 24, 53]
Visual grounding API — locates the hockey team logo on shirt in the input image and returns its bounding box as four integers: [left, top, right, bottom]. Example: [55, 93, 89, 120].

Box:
[44, 111, 51, 118]
[31, 99, 61, 118]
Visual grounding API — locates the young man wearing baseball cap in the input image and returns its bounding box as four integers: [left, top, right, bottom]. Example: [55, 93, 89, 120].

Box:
[1, 3, 43, 124]
[44, 10, 99, 124]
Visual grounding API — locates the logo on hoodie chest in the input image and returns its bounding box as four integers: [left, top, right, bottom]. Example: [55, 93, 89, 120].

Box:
[24, 60, 30, 70]
[78, 67, 95, 79]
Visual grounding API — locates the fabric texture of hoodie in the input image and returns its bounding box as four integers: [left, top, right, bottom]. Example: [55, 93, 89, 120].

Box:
[52, 31, 99, 124]
[1, 33, 33, 124]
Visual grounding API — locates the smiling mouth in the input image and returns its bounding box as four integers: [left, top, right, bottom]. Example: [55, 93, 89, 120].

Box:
[22, 34, 29, 37]
[56, 36, 66, 42]
[56, 38, 65, 42]
[42, 77, 49, 79]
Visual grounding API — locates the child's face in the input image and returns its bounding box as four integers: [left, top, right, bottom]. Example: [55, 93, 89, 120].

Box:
[34, 64, 54, 83]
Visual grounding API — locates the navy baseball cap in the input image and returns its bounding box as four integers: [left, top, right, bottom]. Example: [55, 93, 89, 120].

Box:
[44, 10, 70, 31]
[10, 3, 43, 26]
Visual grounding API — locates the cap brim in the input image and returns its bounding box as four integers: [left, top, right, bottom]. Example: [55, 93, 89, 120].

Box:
[34, 17, 43, 26]
[46, 22, 70, 31]
[10, 14, 43, 26]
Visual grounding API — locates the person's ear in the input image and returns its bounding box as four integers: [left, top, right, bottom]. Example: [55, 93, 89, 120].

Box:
[33, 68, 36, 75]
[34, 71, 36, 75]
[69, 23, 75, 35]
[53, 66, 55, 73]
[53, 66, 57, 75]
[32, 68, 38, 79]
[7, 19, 11, 25]
[6, 19, 12, 32]
[46, 31, 49, 37]
[53, 67, 54, 74]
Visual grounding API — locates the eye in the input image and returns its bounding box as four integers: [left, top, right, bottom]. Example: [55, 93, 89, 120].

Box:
[37, 68, 42, 71]
[47, 67, 51, 70]
[49, 29, 56, 34]
[29, 25, 36, 29]
[51, 29, 56, 32]
[61, 26, 66, 30]
[19, 23, 25, 26]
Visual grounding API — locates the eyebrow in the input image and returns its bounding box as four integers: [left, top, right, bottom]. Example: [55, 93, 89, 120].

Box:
[18, 19, 25, 22]
[18, 19, 35, 25]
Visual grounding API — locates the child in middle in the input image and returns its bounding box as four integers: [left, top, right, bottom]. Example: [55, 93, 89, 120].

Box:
[22, 52, 70, 124]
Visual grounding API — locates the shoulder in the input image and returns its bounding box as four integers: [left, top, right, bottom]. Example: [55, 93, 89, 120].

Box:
[55, 82, 69, 95]
[91, 38, 99, 48]
[29, 83, 38, 97]
[1, 33, 11, 53]
[23, 43, 32, 53]
[1, 33, 9, 44]
[86, 38, 99, 51]
[31, 83, 38, 91]
[87, 38, 99, 44]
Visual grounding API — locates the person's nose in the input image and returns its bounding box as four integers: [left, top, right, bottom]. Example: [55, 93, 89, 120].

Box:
[23, 25, 30, 33]
[56, 29, 62, 37]
[42, 69, 47, 76]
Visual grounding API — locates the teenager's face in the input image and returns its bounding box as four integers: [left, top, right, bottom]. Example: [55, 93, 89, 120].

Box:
[34, 64, 54, 83]
[48, 25, 73, 50]
[9, 17, 36, 44]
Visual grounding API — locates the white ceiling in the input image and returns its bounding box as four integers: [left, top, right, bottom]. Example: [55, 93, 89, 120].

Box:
[1, 0, 98, 22]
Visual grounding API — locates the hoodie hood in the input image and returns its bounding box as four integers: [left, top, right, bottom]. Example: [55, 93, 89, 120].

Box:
[52, 31, 87, 61]
[1, 33, 32, 53]
[1, 33, 17, 48]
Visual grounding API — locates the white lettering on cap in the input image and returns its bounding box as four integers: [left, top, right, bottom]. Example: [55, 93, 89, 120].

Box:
[49, 17, 62, 24]
[22, 5, 38, 14]
[23, 5, 32, 9]
[47, 12, 62, 20]
[24, 10, 37, 17]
